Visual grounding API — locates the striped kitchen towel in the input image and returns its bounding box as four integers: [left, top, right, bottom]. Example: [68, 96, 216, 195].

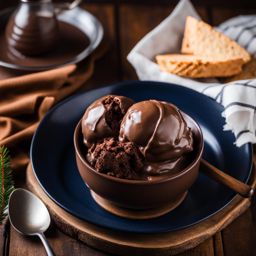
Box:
[127, 0, 256, 147]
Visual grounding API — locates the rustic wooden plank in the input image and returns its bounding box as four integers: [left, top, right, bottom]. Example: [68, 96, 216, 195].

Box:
[120, 4, 173, 80]
[221, 209, 256, 256]
[50, 230, 107, 256]
[9, 226, 45, 256]
[213, 232, 224, 256]
[0, 218, 10, 256]
[80, 3, 119, 86]
[177, 238, 214, 256]
[50, 229, 108, 256]
[211, 8, 256, 25]
[9, 225, 108, 256]
[0, 225, 5, 256]
[119, 4, 209, 80]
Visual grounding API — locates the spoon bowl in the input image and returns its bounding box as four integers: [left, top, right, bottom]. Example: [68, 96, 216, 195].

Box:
[8, 188, 55, 256]
[9, 188, 50, 235]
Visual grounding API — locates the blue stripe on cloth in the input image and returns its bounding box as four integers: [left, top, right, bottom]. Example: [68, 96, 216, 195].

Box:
[201, 84, 222, 94]
[215, 82, 256, 105]
[236, 130, 251, 140]
[224, 102, 256, 111]
[234, 23, 256, 41]
[245, 35, 256, 51]
[220, 17, 256, 31]
[245, 34, 256, 49]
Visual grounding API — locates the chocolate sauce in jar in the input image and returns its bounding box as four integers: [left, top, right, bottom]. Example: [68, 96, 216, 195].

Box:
[5, 1, 59, 56]
[0, 21, 89, 68]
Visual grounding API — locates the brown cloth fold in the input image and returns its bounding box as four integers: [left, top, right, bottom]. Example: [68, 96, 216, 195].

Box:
[0, 57, 95, 174]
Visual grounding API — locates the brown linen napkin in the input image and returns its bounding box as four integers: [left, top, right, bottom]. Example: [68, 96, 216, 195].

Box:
[0, 59, 94, 175]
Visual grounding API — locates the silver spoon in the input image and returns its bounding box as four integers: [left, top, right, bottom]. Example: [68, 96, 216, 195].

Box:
[8, 188, 55, 256]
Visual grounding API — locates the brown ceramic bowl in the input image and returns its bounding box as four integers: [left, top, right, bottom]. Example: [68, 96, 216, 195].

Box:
[74, 112, 203, 217]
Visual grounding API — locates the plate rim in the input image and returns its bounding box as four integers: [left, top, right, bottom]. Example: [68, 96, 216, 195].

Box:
[30, 80, 253, 233]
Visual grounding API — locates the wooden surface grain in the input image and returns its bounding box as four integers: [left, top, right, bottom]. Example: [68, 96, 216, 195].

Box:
[25, 163, 255, 256]
[5, 212, 256, 256]
[221, 209, 256, 256]
[1, 1, 256, 256]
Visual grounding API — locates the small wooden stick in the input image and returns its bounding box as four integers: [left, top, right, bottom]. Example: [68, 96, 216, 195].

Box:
[200, 159, 254, 198]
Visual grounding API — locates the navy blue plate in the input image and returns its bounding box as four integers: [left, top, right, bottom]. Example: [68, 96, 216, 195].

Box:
[31, 81, 252, 233]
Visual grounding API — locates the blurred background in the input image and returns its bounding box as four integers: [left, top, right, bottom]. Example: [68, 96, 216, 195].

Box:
[1, 0, 256, 82]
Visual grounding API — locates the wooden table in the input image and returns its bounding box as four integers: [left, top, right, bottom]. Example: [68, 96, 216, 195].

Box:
[1, 1, 256, 255]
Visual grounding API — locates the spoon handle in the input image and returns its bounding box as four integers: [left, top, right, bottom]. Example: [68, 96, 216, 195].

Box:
[200, 159, 254, 198]
[37, 233, 55, 256]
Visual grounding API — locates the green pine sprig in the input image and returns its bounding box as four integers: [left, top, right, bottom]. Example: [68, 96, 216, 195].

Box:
[0, 146, 14, 224]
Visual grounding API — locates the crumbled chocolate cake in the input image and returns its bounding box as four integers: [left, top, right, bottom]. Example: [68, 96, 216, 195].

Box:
[87, 138, 145, 179]
[103, 96, 126, 133]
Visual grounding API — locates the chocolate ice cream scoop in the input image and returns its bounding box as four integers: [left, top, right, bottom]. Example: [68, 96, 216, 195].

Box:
[119, 100, 193, 164]
[82, 95, 134, 146]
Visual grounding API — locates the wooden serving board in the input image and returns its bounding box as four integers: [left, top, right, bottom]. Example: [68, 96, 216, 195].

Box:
[26, 163, 256, 256]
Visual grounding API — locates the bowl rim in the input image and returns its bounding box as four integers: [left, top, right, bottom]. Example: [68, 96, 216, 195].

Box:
[74, 110, 204, 185]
